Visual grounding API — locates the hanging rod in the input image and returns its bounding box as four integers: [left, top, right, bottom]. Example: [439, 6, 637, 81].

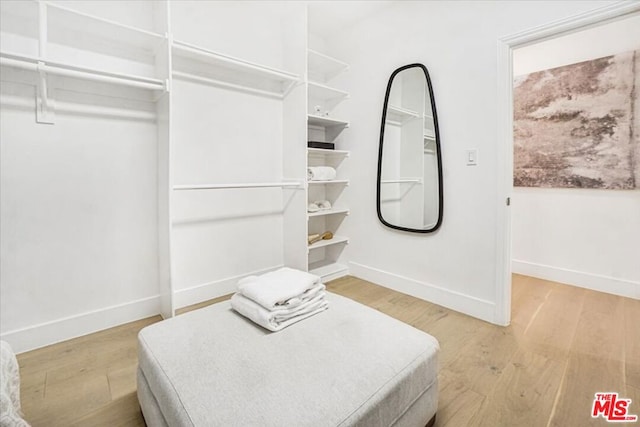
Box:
[173, 182, 302, 191]
[0, 52, 166, 91]
[172, 70, 283, 99]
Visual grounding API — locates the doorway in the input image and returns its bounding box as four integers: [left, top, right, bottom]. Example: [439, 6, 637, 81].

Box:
[495, 3, 640, 326]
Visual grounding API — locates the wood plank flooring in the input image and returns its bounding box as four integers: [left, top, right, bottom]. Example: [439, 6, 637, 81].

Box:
[16, 274, 638, 426]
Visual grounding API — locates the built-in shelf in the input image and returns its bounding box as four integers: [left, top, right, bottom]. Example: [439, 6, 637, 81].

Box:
[308, 208, 350, 218]
[172, 40, 300, 98]
[307, 49, 349, 82]
[308, 179, 349, 186]
[308, 235, 349, 251]
[46, 2, 164, 52]
[308, 81, 349, 101]
[308, 260, 348, 281]
[0, 51, 166, 91]
[307, 148, 350, 157]
[307, 114, 349, 128]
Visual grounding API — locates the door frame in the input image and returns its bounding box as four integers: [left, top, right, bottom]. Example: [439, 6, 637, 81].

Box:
[493, 1, 640, 326]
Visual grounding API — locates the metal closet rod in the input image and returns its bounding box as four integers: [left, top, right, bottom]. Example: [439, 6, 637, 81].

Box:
[0, 53, 165, 91]
[173, 182, 302, 190]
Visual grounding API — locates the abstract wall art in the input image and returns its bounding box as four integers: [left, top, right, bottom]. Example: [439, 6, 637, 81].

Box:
[513, 49, 639, 189]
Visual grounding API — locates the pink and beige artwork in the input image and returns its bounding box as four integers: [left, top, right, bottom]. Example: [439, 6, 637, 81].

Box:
[513, 49, 639, 189]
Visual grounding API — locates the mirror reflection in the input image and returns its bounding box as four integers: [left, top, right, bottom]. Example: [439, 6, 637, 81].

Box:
[377, 64, 443, 233]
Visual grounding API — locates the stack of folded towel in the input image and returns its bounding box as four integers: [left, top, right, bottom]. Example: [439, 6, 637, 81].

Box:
[230, 267, 329, 332]
[307, 166, 336, 181]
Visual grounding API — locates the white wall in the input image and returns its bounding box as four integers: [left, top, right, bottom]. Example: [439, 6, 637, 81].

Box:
[323, 0, 614, 323]
[0, 77, 161, 351]
[512, 14, 640, 299]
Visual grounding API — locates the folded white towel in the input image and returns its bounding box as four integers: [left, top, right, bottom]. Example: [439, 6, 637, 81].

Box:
[231, 292, 329, 332]
[307, 166, 337, 181]
[238, 267, 322, 310]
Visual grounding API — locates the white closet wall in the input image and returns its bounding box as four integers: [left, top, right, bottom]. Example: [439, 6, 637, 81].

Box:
[0, 0, 166, 351]
[0, 0, 350, 351]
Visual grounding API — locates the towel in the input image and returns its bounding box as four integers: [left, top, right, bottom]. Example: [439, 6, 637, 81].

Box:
[231, 292, 329, 332]
[307, 166, 337, 181]
[238, 267, 322, 310]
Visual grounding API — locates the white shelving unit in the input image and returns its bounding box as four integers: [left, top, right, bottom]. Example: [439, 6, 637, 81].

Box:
[0, 0, 168, 124]
[306, 47, 350, 281]
[1, 1, 351, 324]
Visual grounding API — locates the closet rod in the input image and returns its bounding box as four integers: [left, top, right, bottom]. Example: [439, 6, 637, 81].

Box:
[172, 71, 283, 99]
[173, 182, 302, 190]
[0, 54, 165, 91]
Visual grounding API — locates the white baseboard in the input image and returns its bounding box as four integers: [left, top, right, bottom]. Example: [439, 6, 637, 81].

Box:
[512, 259, 639, 299]
[173, 265, 284, 309]
[1, 295, 161, 354]
[348, 262, 497, 324]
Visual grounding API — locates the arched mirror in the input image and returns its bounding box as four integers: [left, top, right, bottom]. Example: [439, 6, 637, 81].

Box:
[377, 64, 443, 233]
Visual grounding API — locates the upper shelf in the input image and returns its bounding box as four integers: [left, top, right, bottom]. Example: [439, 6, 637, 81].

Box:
[307, 114, 349, 128]
[46, 2, 164, 52]
[172, 40, 300, 99]
[307, 49, 348, 83]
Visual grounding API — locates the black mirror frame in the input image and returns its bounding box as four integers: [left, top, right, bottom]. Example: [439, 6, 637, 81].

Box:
[376, 63, 443, 233]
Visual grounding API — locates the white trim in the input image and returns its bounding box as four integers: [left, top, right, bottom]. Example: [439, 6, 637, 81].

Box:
[495, 1, 640, 327]
[349, 262, 496, 324]
[512, 260, 640, 300]
[1, 295, 161, 354]
[172, 265, 283, 309]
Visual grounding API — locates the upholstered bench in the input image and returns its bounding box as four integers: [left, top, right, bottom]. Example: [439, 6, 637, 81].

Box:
[137, 292, 439, 427]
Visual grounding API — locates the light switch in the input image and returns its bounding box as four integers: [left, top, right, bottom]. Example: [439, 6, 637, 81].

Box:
[466, 149, 478, 166]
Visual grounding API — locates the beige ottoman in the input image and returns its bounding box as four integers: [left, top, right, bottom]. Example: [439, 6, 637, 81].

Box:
[137, 292, 439, 426]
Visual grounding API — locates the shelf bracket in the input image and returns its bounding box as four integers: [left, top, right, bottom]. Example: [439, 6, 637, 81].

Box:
[35, 62, 55, 125]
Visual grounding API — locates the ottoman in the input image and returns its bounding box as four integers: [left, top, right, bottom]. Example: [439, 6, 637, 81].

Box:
[137, 292, 439, 426]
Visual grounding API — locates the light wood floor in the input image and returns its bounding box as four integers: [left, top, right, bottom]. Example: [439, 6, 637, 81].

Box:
[16, 275, 639, 426]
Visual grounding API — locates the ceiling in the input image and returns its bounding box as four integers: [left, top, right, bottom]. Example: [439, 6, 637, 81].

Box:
[307, 1, 393, 39]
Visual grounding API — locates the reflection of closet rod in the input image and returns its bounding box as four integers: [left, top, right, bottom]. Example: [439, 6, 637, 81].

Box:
[380, 179, 422, 184]
[0, 53, 166, 91]
[173, 182, 302, 190]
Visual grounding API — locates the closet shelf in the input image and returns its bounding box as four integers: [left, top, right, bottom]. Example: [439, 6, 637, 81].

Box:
[45, 1, 165, 51]
[308, 208, 350, 218]
[308, 235, 349, 251]
[307, 114, 349, 128]
[0, 51, 166, 91]
[173, 182, 302, 191]
[307, 49, 349, 82]
[172, 40, 300, 98]
[308, 81, 349, 101]
[307, 148, 350, 157]
[308, 179, 349, 186]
